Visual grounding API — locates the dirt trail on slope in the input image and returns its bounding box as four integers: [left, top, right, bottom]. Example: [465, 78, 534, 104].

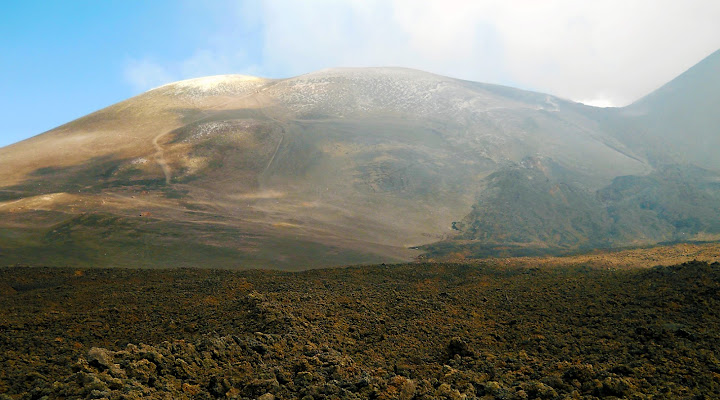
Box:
[152, 132, 173, 184]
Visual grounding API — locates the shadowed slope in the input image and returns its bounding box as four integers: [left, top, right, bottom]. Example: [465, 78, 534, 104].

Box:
[610, 49, 720, 169]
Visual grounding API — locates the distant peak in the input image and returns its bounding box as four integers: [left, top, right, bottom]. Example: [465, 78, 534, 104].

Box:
[627, 47, 720, 109]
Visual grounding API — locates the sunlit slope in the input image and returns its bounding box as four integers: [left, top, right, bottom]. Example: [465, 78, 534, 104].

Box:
[0, 75, 272, 188]
[0, 68, 652, 268]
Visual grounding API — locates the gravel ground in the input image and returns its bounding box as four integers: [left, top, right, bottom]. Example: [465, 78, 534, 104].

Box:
[1, 261, 719, 399]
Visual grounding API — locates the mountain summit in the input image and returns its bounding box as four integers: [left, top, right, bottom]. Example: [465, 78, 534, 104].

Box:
[1, 55, 719, 268]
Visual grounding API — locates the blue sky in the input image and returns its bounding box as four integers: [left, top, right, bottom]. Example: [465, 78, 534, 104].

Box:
[2, 0, 720, 148]
[0, 1, 262, 147]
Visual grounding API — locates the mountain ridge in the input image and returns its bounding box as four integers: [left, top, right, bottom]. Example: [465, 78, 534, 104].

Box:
[1, 51, 718, 268]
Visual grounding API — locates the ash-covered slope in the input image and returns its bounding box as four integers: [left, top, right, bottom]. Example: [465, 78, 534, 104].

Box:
[608, 49, 720, 169]
[0, 62, 715, 267]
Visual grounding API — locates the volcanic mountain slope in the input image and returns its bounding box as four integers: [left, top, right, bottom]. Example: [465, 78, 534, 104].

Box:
[427, 49, 720, 257]
[606, 48, 720, 169]
[1, 51, 719, 268]
[424, 162, 720, 259]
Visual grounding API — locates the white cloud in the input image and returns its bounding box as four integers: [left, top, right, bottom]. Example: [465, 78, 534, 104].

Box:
[480, 0, 720, 104]
[256, 0, 720, 105]
[123, 59, 174, 92]
[577, 97, 618, 109]
[125, 0, 720, 105]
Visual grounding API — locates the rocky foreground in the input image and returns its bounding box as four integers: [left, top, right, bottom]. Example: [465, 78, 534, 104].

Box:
[1, 261, 719, 399]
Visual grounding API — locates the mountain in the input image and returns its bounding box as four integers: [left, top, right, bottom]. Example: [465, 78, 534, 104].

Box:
[599, 48, 720, 169]
[422, 162, 720, 259]
[452, 158, 613, 250]
[0, 52, 718, 268]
